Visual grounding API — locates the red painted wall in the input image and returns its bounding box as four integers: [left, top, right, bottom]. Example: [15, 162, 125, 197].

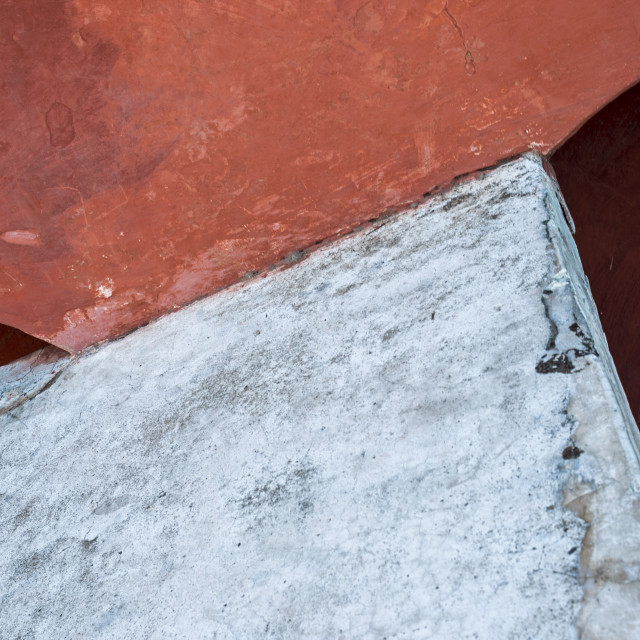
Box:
[552, 82, 640, 424]
[2, 1, 640, 351]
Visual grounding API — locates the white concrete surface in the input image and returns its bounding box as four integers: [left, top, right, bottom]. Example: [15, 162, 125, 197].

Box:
[1, 154, 639, 639]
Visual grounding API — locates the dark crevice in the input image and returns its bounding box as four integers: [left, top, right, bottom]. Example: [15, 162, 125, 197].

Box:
[0, 324, 60, 367]
[550, 80, 640, 425]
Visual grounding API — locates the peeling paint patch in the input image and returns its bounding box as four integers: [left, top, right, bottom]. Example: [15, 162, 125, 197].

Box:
[535, 271, 597, 374]
[0, 230, 41, 246]
[94, 278, 114, 299]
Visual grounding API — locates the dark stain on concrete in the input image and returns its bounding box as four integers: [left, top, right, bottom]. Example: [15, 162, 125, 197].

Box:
[562, 445, 583, 460]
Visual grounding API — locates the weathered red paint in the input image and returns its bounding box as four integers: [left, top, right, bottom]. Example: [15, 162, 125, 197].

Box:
[552, 81, 640, 425]
[2, 0, 640, 351]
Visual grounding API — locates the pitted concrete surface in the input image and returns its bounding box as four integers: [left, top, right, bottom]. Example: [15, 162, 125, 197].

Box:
[1, 155, 639, 639]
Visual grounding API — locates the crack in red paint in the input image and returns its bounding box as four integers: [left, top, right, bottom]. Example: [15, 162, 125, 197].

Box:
[443, 2, 476, 76]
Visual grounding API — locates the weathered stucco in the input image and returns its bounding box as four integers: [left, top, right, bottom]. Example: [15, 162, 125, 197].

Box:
[1, 155, 638, 638]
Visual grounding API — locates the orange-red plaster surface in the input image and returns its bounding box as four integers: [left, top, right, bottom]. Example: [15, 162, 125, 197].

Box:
[2, 0, 640, 351]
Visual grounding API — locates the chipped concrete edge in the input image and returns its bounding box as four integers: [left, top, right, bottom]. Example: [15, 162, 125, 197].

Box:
[0, 346, 72, 416]
[537, 153, 640, 639]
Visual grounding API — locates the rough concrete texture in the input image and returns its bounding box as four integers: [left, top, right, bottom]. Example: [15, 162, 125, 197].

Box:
[3, 0, 640, 350]
[1, 155, 639, 639]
